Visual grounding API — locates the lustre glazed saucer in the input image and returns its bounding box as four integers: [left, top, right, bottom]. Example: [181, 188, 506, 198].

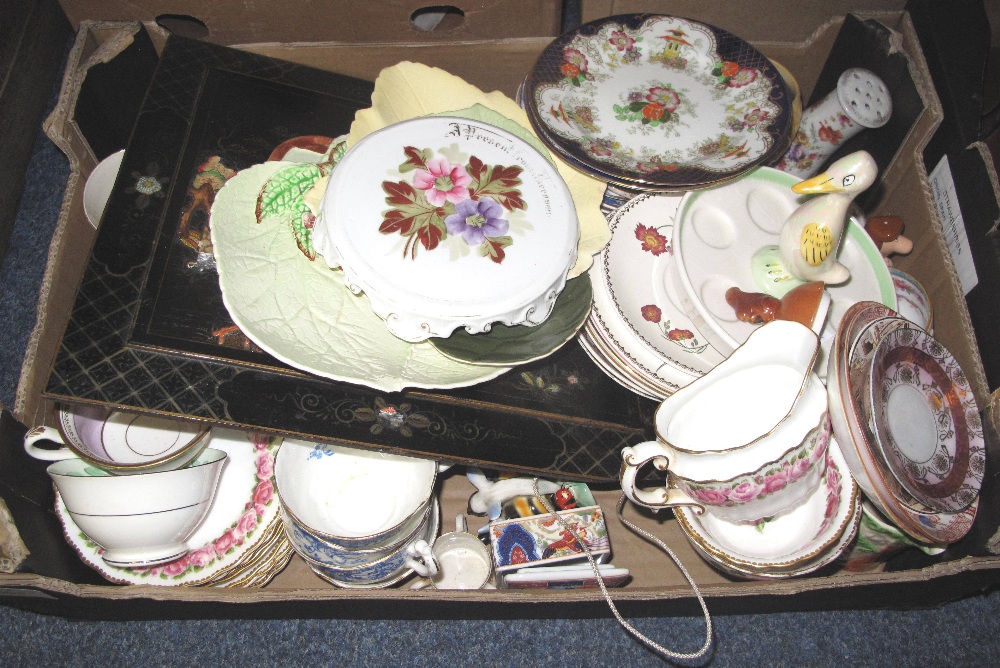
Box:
[829, 301, 979, 545]
[868, 327, 984, 513]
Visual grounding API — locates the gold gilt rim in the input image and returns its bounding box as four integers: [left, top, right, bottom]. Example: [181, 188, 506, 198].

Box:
[673, 442, 860, 571]
[659, 328, 822, 456]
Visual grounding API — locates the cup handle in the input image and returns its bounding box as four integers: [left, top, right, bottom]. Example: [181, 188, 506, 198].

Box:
[620, 442, 704, 512]
[404, 540, 438, 578]
[23, 426, 77, 462]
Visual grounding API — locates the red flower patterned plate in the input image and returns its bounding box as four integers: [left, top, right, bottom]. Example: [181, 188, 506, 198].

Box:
[583, 192, 721, 398]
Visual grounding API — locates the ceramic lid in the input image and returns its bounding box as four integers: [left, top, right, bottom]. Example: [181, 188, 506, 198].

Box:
[314, 116, 579, 342]
[836, 68, 892, 129]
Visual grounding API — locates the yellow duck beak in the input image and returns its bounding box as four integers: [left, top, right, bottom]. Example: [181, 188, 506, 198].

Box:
[791, 171, 843, 194]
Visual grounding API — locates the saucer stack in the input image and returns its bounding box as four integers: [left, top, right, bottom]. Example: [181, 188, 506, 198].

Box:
[827, 301, 984, 546]
[580, 193, 723, 399]
[673, 439, 862, 579]
[54, 430, 292, 587]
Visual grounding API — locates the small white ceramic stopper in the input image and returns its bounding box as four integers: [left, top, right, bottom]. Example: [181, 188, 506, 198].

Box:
[775, 68, 891, 178]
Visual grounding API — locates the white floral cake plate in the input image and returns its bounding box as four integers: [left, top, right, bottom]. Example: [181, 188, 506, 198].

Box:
[314, 115, 579, 343]
[674, 437, 860, 576]
[210, 160, 508, 391]
[526, 14, 792, 190]
[55, 430, 285, 586]
[869, 327, 984, 513]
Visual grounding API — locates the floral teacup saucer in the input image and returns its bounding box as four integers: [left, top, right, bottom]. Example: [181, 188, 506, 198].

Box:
[673, 437, 860, 577]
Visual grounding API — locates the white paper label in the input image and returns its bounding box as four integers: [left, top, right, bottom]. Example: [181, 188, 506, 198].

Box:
[929, 155, 979, 295]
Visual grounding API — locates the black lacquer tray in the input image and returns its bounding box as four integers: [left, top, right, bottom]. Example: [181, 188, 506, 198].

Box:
[43, 35, 656, 482]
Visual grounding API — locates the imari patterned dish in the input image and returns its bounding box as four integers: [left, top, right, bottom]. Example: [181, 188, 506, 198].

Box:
[672, 166, 895, 360]
[525, 14, 792, 190]
[314, 116, 580, 343]
[489, 506, 610, 574]
[54, 430, 286, 586]
[827, 301, 980, 545]
[867, 327, 984, 513]
[210, 158, 509, 392]
[673, 438, 861, 578]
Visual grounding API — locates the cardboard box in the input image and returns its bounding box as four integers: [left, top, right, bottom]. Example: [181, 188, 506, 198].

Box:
[56, 0, 564, 44]
[0, 0, 72, 258]
[3, 7, 1000, 618]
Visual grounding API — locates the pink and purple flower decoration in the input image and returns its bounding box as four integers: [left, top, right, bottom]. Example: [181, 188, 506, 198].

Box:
[381, 147, 525, 263]
[413, 158, 472, 207]
[445, 198, 509, 246]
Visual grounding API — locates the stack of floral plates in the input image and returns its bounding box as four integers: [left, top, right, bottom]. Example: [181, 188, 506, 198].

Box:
[673, 437, 861, 579]
[580, 192, 723, 399]
[55, 430, 292, 587]
[827, 301, 983, 545]
[523, 14, 793, 192]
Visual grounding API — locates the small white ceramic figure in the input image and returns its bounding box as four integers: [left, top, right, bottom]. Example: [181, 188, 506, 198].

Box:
[466, 468, 561, 520]
[777, 150, 878, 285]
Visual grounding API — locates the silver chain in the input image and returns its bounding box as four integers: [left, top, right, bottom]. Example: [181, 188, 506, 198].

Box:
[531, 479, 714, 663]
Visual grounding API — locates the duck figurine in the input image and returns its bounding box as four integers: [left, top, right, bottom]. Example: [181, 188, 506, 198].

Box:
[778, 150, 878, 283]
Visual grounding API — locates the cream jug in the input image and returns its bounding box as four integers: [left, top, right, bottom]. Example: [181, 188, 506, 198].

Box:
[620, 320, 831, 524]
